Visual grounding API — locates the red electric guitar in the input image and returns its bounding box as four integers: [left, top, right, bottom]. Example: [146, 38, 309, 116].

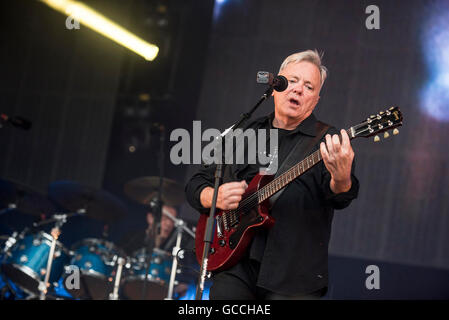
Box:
[195, 107, 403, 272]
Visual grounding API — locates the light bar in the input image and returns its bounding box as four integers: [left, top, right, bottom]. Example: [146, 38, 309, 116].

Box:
[41, 0, 159, 61]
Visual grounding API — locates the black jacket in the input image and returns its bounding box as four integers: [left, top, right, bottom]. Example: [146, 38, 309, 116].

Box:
[185, 112, 359, 295]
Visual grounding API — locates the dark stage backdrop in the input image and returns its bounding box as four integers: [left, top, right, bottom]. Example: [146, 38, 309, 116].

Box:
[0, 0, 129, 241]
[184, 0, 449, 271]
[0, 0, 127, 190]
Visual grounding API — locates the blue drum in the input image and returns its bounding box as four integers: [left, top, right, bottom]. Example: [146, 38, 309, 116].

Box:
[1, 231, 69, 295]
[122, 248, 172, 300]
[64, 238, 123, 300]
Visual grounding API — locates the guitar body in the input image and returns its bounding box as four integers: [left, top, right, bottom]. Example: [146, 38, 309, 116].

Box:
[195, 173, 275, 272]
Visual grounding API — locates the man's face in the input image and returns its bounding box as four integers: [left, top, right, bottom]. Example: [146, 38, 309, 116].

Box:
[273, 61, 321, 123]
[160, 205, 176, 239]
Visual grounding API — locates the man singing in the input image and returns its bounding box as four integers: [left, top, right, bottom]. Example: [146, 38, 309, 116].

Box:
[185, 50, 359, 300]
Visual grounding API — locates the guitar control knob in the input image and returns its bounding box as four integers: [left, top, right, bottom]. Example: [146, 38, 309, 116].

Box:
[210, 248, 215, 254]
[219, 240, 226, 247]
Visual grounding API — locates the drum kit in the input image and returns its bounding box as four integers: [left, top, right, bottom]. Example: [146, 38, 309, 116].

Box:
[0, 176, 196, 300]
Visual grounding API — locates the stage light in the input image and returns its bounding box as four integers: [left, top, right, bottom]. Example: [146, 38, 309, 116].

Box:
[419, 2, 449, 121]
[213, 0, 228, 21]
[40, 0, 159, 61]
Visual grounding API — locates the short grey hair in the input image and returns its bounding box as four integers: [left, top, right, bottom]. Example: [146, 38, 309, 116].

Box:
[279, 50, 328, 87]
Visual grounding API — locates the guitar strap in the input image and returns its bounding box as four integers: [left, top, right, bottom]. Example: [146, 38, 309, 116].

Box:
[268, 121, 331, 207]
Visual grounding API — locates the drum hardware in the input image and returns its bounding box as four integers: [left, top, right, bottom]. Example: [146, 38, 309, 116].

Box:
[1, 230, 70, 297]
[122, 123, 191, 300]
[1, 229, 25, 288]
[121, 248, 172, 300]
[65, 238, 125, 300]
[109, 257, 125, 300]
[163, 209, 195, 300]
[141, 223, 157, 300]
[36, 214, 68, 300]
[124, 174, 195, 300]
[1, 231, 20, 262]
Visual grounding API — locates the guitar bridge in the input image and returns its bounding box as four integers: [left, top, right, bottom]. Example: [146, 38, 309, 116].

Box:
[216, 215, 224, 237]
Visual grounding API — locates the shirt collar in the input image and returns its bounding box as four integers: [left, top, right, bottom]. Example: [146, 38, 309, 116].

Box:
[255, 112, 318, 137]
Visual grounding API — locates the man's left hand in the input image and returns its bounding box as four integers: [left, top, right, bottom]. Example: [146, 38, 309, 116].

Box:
[320, 129, 354, 194]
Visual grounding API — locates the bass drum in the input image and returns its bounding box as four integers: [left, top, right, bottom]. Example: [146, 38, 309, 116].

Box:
[1, 231, 70, 295]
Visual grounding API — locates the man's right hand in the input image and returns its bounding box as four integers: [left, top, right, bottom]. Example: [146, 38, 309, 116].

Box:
[200, 181, 248, 210]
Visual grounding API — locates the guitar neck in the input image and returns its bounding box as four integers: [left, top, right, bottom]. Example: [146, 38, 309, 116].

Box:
[257, 128, 353, 203]
[226, 106, 402, 221]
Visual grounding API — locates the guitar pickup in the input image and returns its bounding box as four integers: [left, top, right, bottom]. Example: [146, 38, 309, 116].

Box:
[229, 212, 239, 228]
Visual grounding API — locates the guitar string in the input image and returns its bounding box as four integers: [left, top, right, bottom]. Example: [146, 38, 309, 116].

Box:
[221, 125, 373, 226]
[223, 127, 363, 225]
[221, 115, 399, 228]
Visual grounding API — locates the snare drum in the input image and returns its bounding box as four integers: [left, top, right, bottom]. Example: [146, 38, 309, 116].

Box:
[65, 238, 123, 300]
[122, 248, 172, 300]
[1, 231, 69, 294]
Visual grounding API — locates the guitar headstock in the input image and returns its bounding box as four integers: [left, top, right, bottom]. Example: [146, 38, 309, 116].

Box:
[349, 107, 403, 141]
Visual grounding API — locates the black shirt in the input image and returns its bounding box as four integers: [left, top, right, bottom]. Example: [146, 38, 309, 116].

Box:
[185, 112, 359, 295]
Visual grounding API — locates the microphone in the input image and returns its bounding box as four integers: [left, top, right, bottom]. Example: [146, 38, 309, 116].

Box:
[0, 114, 32, 130]
[256, 71, 288, 92]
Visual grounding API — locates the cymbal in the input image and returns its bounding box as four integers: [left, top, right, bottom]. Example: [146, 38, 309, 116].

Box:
[48, 181, 128, 223]
[0, 178, 56, 216]
[124, 176, 185, 207]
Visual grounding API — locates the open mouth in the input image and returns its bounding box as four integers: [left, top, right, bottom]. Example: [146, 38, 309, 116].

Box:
[289, 98, 300, 105]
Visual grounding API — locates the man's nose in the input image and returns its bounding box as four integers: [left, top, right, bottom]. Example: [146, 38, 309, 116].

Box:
[292, 81, 303, 94]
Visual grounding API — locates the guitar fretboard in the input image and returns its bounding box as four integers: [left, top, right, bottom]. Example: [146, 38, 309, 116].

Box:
[223, 128, 353, 227]
[257, 148, 322, 202]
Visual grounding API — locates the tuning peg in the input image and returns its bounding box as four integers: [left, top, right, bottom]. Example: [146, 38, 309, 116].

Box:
[374, 135, 380, 142]
[393, 128, 399, 135]
[384, 132, 390, 138]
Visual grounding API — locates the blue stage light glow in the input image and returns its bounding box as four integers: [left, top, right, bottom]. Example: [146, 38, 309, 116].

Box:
[420, 3, 449, 121]
[213, 0, 228, 21]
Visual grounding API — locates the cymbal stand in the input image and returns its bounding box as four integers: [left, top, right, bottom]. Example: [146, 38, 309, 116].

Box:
[142, 124, 165, 299]
[109, 257, 126, 300]
[38, 215, 67, 300]
[165, 217, 195, 300]
[166, 221, 183, 300]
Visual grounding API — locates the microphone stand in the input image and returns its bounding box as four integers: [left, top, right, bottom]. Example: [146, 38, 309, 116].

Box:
[141, 125, 165, 300]
[195, 86, 274, 300]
